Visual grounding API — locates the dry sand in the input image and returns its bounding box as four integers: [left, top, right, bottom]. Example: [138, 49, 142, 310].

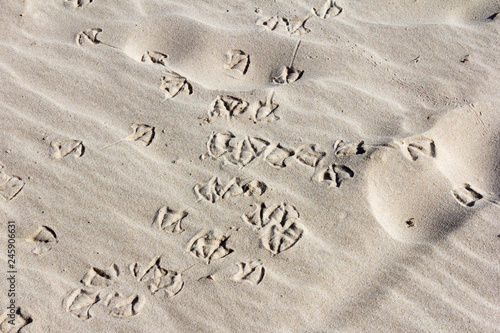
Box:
[1, 0, 500, 332]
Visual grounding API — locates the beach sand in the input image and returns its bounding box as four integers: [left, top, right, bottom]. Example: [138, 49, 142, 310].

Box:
[1, 0, 499, 332]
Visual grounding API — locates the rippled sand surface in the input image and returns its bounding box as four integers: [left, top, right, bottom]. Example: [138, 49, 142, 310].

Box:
[1, 0, 499, 332]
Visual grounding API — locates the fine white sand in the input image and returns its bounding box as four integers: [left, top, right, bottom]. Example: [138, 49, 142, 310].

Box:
[1, 0, 499, 332]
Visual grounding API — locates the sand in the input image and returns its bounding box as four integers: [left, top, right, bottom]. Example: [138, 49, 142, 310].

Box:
[1, 0, 499, 332]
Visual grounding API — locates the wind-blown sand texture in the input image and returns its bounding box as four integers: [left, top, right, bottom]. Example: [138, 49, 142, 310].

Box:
[1, 0, 499, 332]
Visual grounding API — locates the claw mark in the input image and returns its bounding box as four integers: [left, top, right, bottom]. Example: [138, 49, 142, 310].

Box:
[104, 293, 145, 318]
[62, 288, 100, 320]
[242, 202, 299, 231]
[225, 50, 249, 75]
[27, 225, 57, 255]
[154, 206, 187, 233]
[203, 133, 294, 169]
[76, 28, 102, 46]
[81, 264, 119, 287]
[257, 15, 311, 35]
[221, 177, 246, 199]
[262, 143, 295, 168]
[312, 0, 343, 19]
[225, 137, 257, 166]
[273, 41, 303, 85]
[317, 164, 354, 187]
[0, 307, 33, 332]
[0, 166, 24, 201]
[50, 140, 84, 158]
[260, 219, 304, 255]
[452, 184, 483, 207]
[241, 180, 267, 197]
[398, 137, 435, 161]
[285, 16, 311, 35]
[130, 256, 184, 297]
[333, 140, 365, 156]
[160, 71, 192, 100]
[102, 124, 154, 149]
[126, 124, 155, 146]
[208, 93, 279, 123]
[194, 177, 266, 203]
[256, 16, 284, 31]
[233, 261, 265, 285]
[141, 51, 168, 65]
[243, 202, 304, 255]
[194, 177, 224, 203]
[204, 131, 235, 159]
[252, 91, 279, 123]
[188, 231, 232, 264]
[248, 137, 270, 156]
[208, 96, 249, 120]
[295, 144, 326, 167]
[273, 66, 303, 84]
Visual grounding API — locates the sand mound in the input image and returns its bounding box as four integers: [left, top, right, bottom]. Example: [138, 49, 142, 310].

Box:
[426, 102, 500, 195]
[367, 102, 500, 243]
[367, 141, 468, 243]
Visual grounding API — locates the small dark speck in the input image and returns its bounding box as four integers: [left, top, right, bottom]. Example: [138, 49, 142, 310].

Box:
[41, 211, 45, 214]
[487, 12, 498, 20]
[405, 218, 415, 228]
